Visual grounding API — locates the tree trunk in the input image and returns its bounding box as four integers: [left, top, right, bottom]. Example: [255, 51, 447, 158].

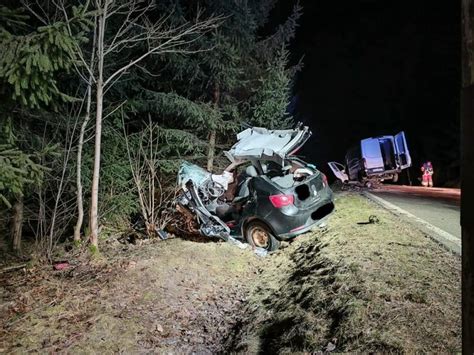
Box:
[11, 196, 23, 252]
[89, 5, 106, 249]
[74, 17, 96, 244]
[207, 130, 216, 172]
[206, 85, 220, 172]
[90, 79, 103, 248]
[74, 83, 92, 242]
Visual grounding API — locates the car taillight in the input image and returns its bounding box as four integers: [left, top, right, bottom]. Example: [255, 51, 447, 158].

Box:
[269, 194, 294, 208]
[321, 173, 328, 187]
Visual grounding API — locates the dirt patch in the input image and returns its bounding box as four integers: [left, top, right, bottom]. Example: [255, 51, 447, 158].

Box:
[225, 192, 461, 353]
[0, 238, 261, 353]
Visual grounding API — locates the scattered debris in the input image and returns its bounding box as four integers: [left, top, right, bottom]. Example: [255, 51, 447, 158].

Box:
[357, 214, 380, 225]
[157, 230, 168, 240]
[368, 215, 380, 224]
[253, 247, 268, 257]
[227, 236, 269, 257]
[326, 340, 337, 352]
[53, 262, 70, 271]
[227, 236, 249, 250]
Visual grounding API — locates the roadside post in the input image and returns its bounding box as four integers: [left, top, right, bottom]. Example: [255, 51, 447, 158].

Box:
[461, 0, 474, 352]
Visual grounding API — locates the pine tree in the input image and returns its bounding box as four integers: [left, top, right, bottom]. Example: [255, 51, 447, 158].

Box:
[0, 3, 88, 251]
[124, 0, 303, 172]
[0, 5, 90, 109]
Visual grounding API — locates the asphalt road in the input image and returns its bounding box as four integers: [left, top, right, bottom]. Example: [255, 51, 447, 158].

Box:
[370, 185, 461, 239]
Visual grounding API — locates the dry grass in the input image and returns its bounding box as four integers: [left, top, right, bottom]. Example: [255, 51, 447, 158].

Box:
[0, 238, 261, 353]
[1, 192, 461, 353]
[226, 192, 461, 353]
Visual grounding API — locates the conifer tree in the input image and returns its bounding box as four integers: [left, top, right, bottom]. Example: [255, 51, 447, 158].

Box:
[128, 0, 303, 172]
[0, 4, 88, 251]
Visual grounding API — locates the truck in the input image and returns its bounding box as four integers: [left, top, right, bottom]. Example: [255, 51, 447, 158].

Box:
[328, 131, 411, 187]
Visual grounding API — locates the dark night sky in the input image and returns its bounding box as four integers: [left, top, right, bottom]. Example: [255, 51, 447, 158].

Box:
[275, 1, 460, 185]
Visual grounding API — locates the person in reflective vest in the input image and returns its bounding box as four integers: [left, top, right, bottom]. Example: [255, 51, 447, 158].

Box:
[421, 161, 434, 187]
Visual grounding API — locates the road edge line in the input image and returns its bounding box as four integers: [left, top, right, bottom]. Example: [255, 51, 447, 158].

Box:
[363, 191, 461, 255]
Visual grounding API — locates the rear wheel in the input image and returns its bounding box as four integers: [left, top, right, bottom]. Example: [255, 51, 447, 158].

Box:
[245, 221, 280, 251]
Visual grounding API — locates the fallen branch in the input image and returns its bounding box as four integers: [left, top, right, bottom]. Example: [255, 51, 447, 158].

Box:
[1, 264, 27, 273]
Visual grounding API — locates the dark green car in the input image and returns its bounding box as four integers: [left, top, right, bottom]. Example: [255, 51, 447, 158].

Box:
[177, 125, 335, 251]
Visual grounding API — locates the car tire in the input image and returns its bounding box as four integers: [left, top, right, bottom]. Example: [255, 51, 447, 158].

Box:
[245, 220, 280, 251]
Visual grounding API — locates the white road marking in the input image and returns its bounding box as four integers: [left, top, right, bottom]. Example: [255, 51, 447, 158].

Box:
[364, 192, 461, 255]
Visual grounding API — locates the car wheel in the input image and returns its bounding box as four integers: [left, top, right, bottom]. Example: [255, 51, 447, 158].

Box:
[245, 221, 280, 251]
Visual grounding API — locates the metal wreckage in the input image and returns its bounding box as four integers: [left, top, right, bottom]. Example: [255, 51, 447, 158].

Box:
[328, 131, 412, 188]
[176, 124, 335, 251]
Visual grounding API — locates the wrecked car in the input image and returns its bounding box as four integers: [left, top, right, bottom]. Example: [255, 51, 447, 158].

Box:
[176, 125, 335, 251]
[328, 131, 412, 187]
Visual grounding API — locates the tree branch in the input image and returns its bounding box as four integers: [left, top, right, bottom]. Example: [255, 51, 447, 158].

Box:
[104, 15, 221, 88]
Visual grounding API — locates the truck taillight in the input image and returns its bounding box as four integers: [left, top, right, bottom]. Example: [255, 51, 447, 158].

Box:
[269, 194, 294, 208]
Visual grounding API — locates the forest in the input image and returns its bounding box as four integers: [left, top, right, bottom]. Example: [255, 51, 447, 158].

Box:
[0, 1, 465, 353]
[0, 0, 301, 259]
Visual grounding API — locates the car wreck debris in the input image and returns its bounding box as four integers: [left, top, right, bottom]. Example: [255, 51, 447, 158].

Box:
[328, 131, 412, 186]
[176, 124, 335, 251]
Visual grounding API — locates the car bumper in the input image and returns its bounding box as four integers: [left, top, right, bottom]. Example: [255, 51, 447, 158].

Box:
[275, 200, 335, 240]
[278, 211, 333, 239]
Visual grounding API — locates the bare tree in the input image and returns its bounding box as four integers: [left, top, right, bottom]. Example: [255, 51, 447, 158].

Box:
[26, 115, 80, 261]
[46, 116, 79, 259]
[73, 17, 97, 243]
[124, 120, 175, 237]
[88, 0, 219, 249]
[54, 0, 220, 249]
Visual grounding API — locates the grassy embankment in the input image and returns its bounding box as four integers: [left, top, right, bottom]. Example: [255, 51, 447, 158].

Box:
[0, 192, 460, 353]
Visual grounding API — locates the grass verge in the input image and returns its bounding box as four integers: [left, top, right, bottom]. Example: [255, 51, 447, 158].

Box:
[225, 192, 461, 353]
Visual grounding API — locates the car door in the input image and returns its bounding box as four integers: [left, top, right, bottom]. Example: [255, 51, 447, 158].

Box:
[328, 162, 349, 182]
[361, 138, 384, 173]
[394, 131, 412, 169]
